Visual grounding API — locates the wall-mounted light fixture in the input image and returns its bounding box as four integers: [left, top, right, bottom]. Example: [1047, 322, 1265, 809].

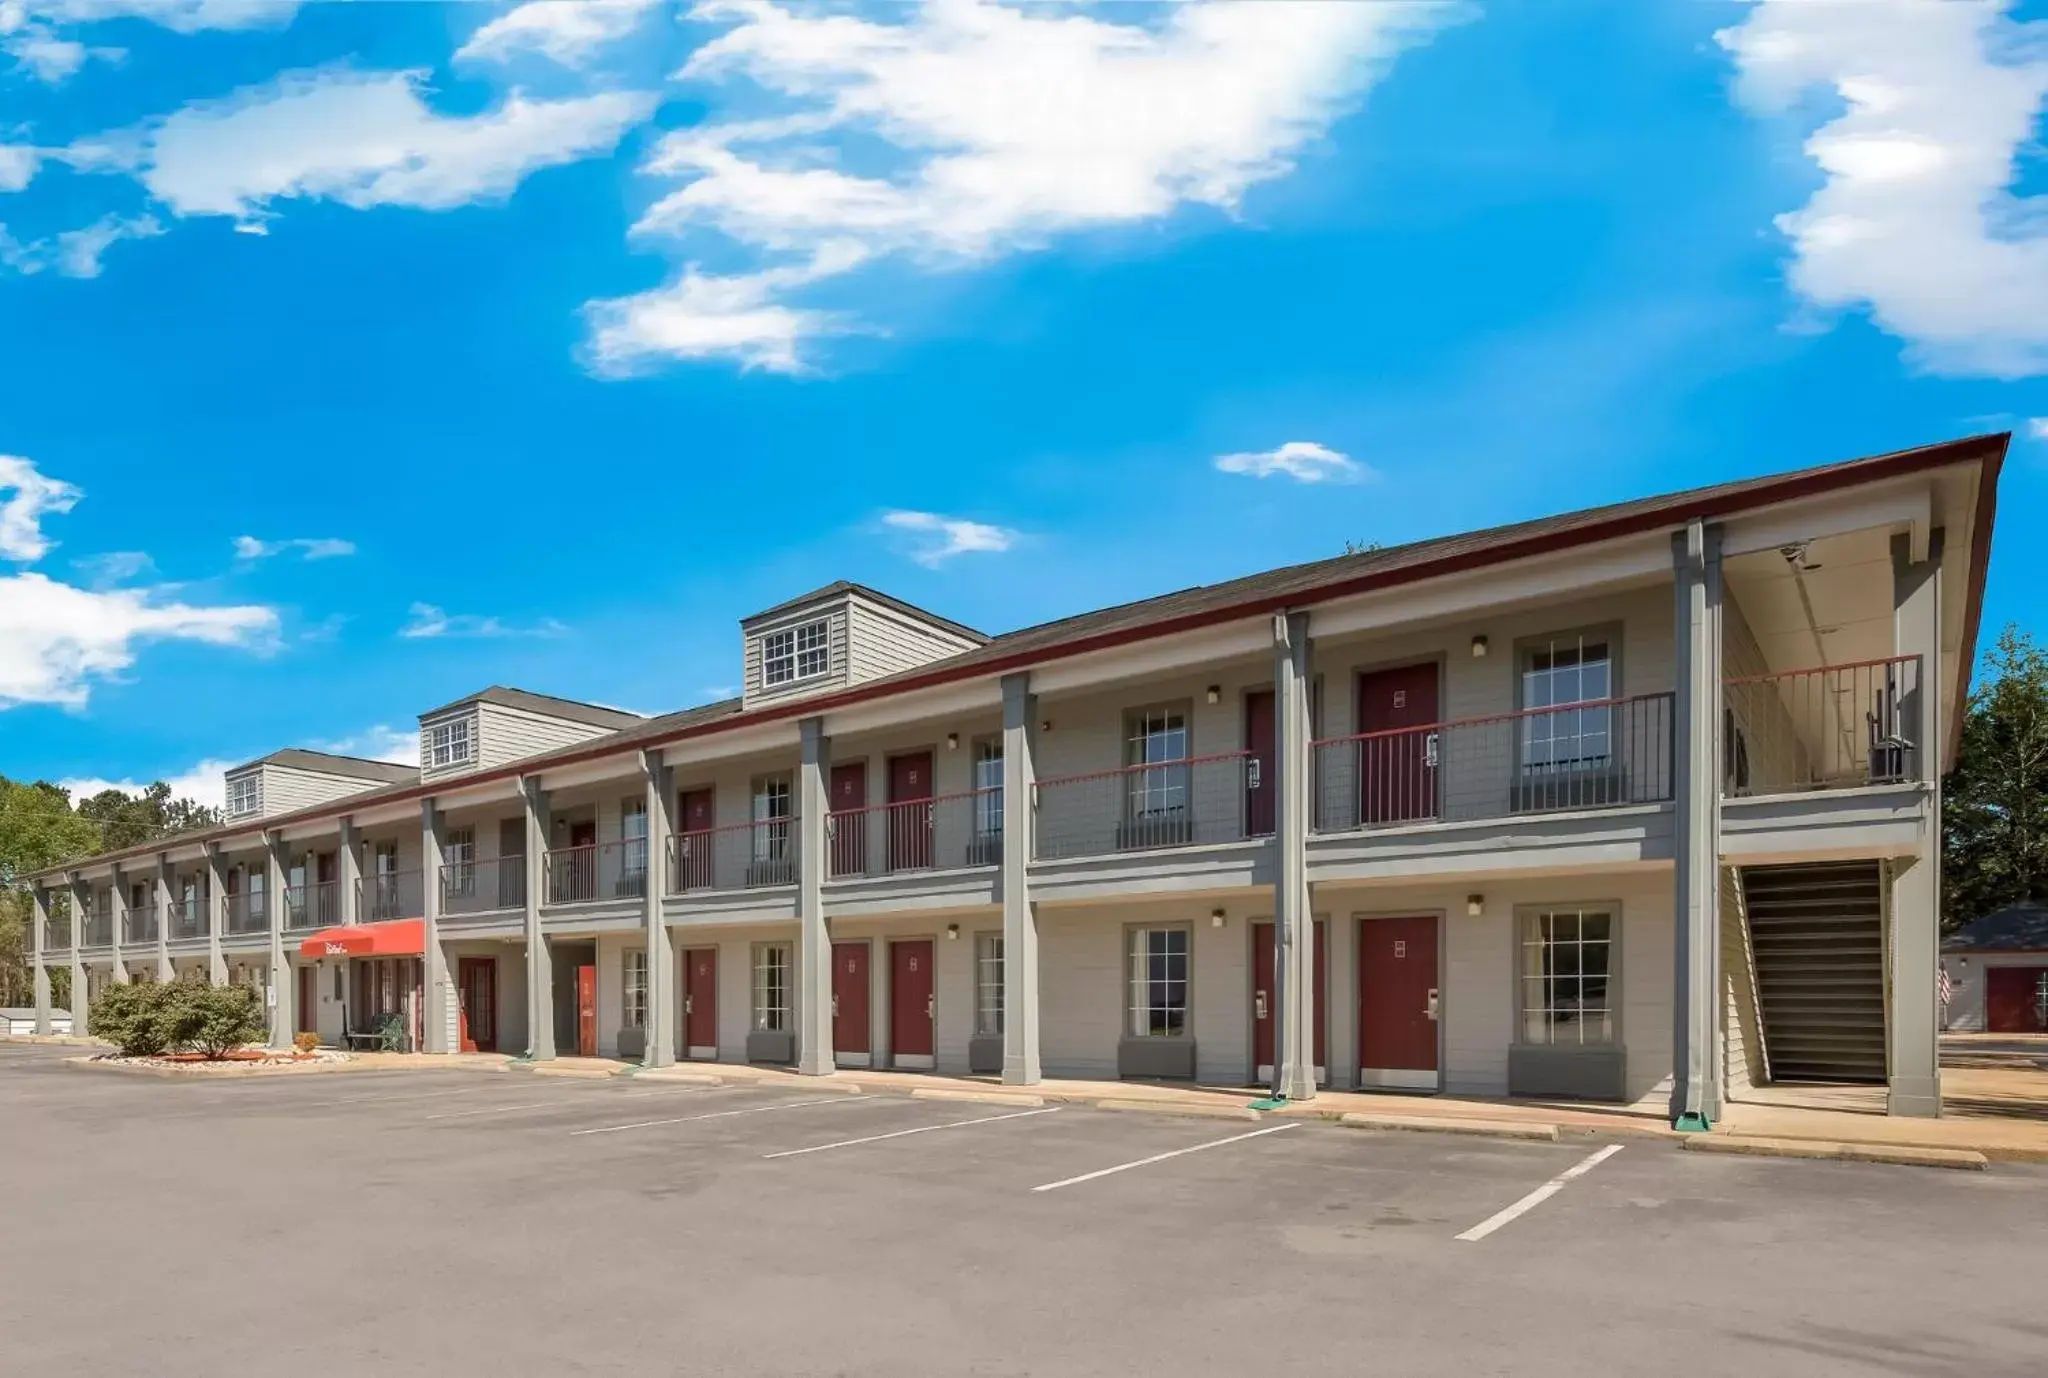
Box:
[1466, 894, 1485, 917]
[946, 922, 960, 940]
[946, 733, 959, 750]
[1042, 719, 1053, 733]
[1211, 908, 1227, 928]
[1206, 685, 1221, 705]
[1470, 635, 1489, 659]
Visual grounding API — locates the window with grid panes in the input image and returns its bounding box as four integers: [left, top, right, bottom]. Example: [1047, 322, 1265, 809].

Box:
[226, 773, 261, 818]
[1520, 636, 1613, 774]
[623, 950, 648, 1030]
[1125, 707, 1190, 818]
[762, 618, 830, 687]
[428, 716, 473, 768]
[752, 776, 792, 862]
[1128, 927, 1190, 1037]
[442, 826, 476, 898]
[972, 737, 1003, 838]
[753, 943, 791, 1032]
[1519, 908, 1615, 1045]
[975, 932, 1004, 1036]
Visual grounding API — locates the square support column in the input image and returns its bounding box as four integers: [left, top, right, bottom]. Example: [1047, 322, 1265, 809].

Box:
[1671, 520, 1724, 1131]
[642, 749, 676, 1069]
[338, 818, 362, 927]
[31, 884, 51, 1035]
[1000, 672, 1041, 1085]
[266, 832, 293, 1048]
[422, 799, 449, 1054]
[1273, 611, 1317, 1103]
[154, 855, 173, 982]
[68, 875, 89, 1037]
[202, 844, 228, 985]
[796, 716, 834, 1076]
[522, 777, 554, 1060]
[108, 868, 128, 983]
[1889, 529, 1944, 1118]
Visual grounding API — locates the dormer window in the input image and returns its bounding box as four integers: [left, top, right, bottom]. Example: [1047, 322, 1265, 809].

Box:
[763, 619, 830, 687]
[427, 716, 473, 768]
[226, 774, 261, 819]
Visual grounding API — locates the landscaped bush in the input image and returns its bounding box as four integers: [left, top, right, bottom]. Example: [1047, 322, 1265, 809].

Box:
[90, 982, 172, 1057]
[89, 981, 266, 1059]
[294, 1031, 320, 1054]
[173, 984, 266, 1059]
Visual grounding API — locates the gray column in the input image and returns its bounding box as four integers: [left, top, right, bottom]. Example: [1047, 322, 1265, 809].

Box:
[522, 777, 554, 1060]
[1273, 611, 1317, 1103]
[202, 844, 228, 984]
[31, 883, 51, 1035]
[1889, 529, 1944, 1117]
[108, 867, 128, 983]
[154, 854, 173, 981]
[796, 717, 833, 1075]
[642, 749, 676, 1069]
[68, 875, 89, 1037]
[339, 817, 362, 926]
[266, 832, 292, 1048]
[422, 798, 449, 1054]
[1671, 521, 1724, 1130]
[1000, 672, 1041, 1085]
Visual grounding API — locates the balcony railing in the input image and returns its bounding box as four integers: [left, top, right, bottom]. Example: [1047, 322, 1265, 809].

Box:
[1034, 752, 1255, 861]
[43, 914, 71, 951]
[442, 856, 527, 918]
[122, 904, 159, 945]
[545, 840, 648, 906]
[1722, 655, 1922, 795]
[1312, 692, 1676, 833]
[359, 870, 424, 924]
[223, 891, 269, 935]
[167, 897, 207, 941]
[285, 881, 341, 931]
[828, 790, 1002, 879]
[81, 905, 114, 948]
[666, 816, 801, 893]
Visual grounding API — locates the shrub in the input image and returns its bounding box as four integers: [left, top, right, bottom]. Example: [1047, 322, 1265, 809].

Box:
[91, 982, 171, 1057]
[176, 984, 267, 1059]
[294, 1031, 319, 1054]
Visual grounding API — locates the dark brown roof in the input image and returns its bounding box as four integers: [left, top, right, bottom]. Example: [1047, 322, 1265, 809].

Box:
[741, 580, 987, 644]
[229, 749, 419, 785]
[418, 685, 645, 729]
[32, 431, 2005, 881]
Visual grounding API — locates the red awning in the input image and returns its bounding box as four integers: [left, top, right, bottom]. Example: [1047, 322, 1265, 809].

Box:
[298, 919, 426, 961]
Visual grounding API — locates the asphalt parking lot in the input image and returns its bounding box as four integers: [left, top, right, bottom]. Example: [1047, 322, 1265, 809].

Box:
[5, 1041, 2046, 1377]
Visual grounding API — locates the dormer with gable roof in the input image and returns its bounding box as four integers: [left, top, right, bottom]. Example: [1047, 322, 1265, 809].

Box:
[739, 582, 985, 709]
[417, 687, 644, 784]
[222, 750, 420, 824]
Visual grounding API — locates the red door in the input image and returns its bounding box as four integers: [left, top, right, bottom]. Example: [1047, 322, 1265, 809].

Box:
[684, 948, 718, 1055]
[1986, 966, 2048, 1032]
[887, 752, 935, 871]
[833, 941, 870, 1058]
[458, 956, 498, 1053]
[1356, 664, 1441, 825]
[675, 788, 714, 890]
[576, 963, 597, 1057]
[297, 966, 318, 1038]
[830, 762, 868, 878]
[1244, 690, 1276, 837]
[1358, 916, 1439, 1088]
[1250, 920, 1325, 1078]
[891, 939, 935, 1064]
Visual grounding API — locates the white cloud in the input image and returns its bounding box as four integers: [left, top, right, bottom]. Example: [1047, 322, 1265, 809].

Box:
[881, 509, 1018, 567]
[585, 242, 866, 375]
[116, 67, 655, 228]
[1718, 0, 2048, 376]
[0, 454, 81, 561]
[587, 0, 1455, 371]
[0, 145, 40, 193]
[455, 0, 659, 68]
[400, 601, 566, 640]
[0, 571, 276, 708]
[232, 534, 355, 561]
[1214, 440, 1367, 484]
[51, 212, 161, 277]
[313, 723, 419, 765]
[29, 0, 297, 33]
[60, 758, 234, 809]
[72, 549, 154, 585]
[2029, 417, 2048, 441]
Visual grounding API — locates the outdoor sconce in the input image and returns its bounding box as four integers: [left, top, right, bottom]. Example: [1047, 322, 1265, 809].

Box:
[1470, 635, 1489, 658]
[1211, 908, 1227, 928]
[946, 923, 960, 940]
[1466, 894, 1485, 917]
[946, 733, 959, 750]
[1206, 685, 1221, 704]
[1042, 719, 1053, 733]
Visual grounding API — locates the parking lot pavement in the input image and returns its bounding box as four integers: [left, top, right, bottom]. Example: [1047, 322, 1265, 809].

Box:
[8, 1049, 2048, 1378]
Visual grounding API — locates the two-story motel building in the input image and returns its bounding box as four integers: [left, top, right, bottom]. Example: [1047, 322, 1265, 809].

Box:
[24, 434, 2005, 1123]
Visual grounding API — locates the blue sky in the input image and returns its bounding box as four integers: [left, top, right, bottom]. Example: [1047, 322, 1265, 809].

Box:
[2, 0, 2046, 804]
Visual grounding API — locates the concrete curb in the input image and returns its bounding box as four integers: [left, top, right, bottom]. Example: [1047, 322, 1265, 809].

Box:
[911, 1088, 1046, 1108]
[1337, 1112, 1561, 1142]
[632, 1070, 725, 1087]
[523, 1063, 630, 1079]
[1684, 1134, 1988, 1170]
[1095, 1097, 1258, 1122]
[62, 1054, 372, 1079]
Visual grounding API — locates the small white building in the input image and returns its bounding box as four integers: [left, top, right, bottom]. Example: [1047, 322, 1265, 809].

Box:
[1, 1007, 72, 1037]
[1942, 903, 2048, 1034]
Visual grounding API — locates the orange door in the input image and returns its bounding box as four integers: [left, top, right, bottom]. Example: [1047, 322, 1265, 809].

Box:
[458, 957, 498, 1053]
[684, 948, 718, 1055]
[1250, 920, 1325, 1078]
[890, 940, 934, 1061]
[1358, 916, 1439, 1088]
[576, 964, 597, 1057]
[833, 942, 869, 1056]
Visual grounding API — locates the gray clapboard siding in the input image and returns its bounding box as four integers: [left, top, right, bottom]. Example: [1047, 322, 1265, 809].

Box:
[254, 765, 385, 817]
[418, 708, 482, 784]
[846, 593, 979, 686]
[743, 605, 851, 707]
[1722, 591, 1813, 790]
[477, 702, 620, 771]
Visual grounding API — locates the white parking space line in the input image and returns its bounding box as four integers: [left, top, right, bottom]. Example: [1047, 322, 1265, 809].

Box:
[570, 1094, 872, 1137]
[1031, 1122, 1300, 1193]
[269, 1085, 503, 1110]
[765, 1107, 1059, 1160]
[423, 1101, 555, 1121]
[1455, 1143, 1625, 1242]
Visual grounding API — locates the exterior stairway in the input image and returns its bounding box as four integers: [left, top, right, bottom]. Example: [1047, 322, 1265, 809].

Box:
[1739, 860, 1888, 1084]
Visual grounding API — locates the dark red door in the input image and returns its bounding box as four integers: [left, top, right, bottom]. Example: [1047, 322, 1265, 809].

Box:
[1356, 664, 1441, 825]
[684, 948, 718, 1054]
[1358, 916, 1439, 1087]
[675, 788, 715, 890]
[891, 939, 935, 1062]
[833, 941, 870, 1057]
[1250, 920, 1325, 1077]
[1244, 690, 1276, 837]
[830, 762, 868, 878]
[576, 963, 597, 1057]
[1986, 966, 2048, 1032]
[458, 956, 497, 1053]
[297, 966, 318, 1038]
[887, 752, 935, 871]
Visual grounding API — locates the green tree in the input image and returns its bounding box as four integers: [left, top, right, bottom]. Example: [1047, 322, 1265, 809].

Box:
[1943, 626, 2048, 929]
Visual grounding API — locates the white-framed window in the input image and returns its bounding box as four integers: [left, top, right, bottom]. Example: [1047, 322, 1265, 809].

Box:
[1128, 926, 1190, 1038]
[427, 715, 474, 768]
[973, 737, 1003, 837]
[623, 949, 648, 1030]
[1519, 907, 1615, 1045]
[1125, 706, 1190, 818]
[975, 932, 1004, 1037]
[1520, 635, 1613, 774]
[762, 618, 831, 687]
[620, 798, 648, 883]
[752, 942, 791, 1032]
[226, 774, 261, 818]
[442, 826, 476, 897]
[752, 776, 793, 862]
